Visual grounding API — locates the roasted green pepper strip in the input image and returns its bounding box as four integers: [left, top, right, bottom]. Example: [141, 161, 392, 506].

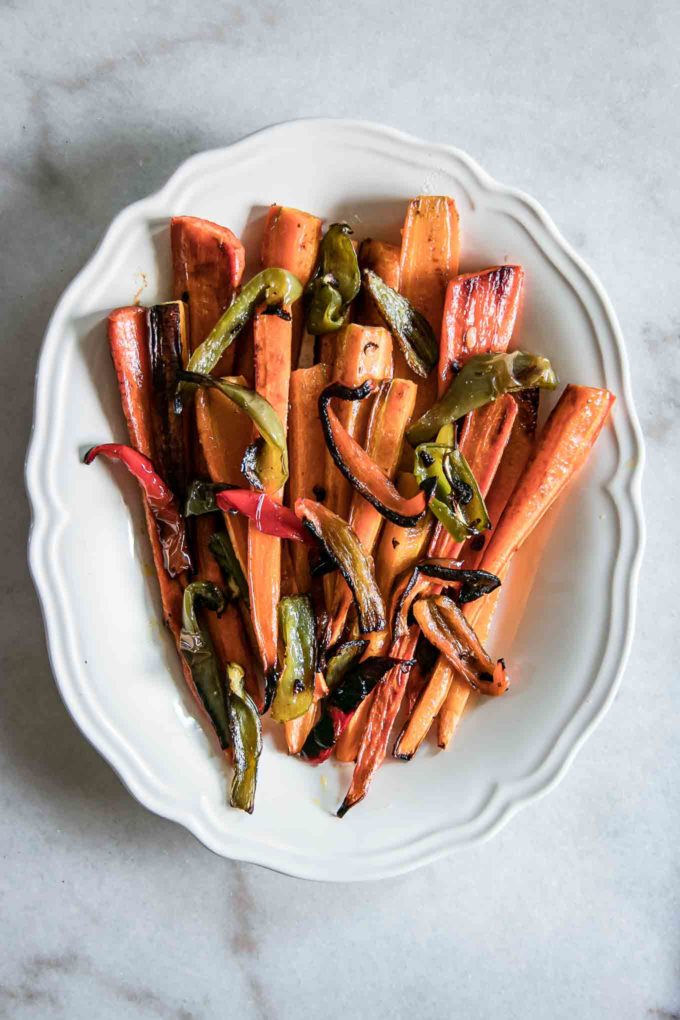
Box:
[208, 530, 249, 606]
[179, 582, 230, 748]
[414, 425, 490, 542]
[225, 663, 262, 813]
[176, 268, 302, 408]
[407, 351, 558, 446]
[184, 480, 233, 516]
[324, 639, 368, 691]
[362, 269, 437, 378]
[272, 595, 317, 723]
[180, 371, 288, 493]
[306, 223, 361, 335]
[295, 498, 386, 634]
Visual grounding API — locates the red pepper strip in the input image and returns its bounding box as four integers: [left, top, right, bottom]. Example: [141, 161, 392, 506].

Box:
[319, 380, 434, 527]
[85, 444, 191, 577]
[215, 489, 316, 546]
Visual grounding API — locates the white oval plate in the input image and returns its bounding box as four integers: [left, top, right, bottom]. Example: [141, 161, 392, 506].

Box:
[26, 120, 644, 881]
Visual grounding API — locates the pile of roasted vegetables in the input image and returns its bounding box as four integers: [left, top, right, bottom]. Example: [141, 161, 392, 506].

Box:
[86, 199, 614, 815]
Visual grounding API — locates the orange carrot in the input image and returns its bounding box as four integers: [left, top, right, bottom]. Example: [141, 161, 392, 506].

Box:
[323, 323, 393, 525]
[325, 378, 417, 647]
[358, 239, 400, 326]
[288, 364, 330, 593]
[389, 397, 517, 758]
[248, 210, 317, 674]
[438, 265, 525, 394]
[171, 216, 245, 371]
[399, 196, 459, 414]
[436, 384, 616, 747]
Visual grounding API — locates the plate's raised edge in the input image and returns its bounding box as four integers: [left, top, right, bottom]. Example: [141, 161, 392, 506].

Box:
[25, 118, 645, 882]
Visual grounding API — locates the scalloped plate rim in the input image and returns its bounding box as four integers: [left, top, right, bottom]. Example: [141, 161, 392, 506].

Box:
[25, 118, 645, 881]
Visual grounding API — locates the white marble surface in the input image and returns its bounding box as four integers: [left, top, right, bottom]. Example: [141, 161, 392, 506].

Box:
[1, 0, 677, 1017]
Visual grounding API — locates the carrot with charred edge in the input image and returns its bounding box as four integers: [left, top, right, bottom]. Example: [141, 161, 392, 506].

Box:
[358, 239, 400, 326]
[399, 196, 460, 418]
[438, 266, 525, 394]
[323, 323, 393, 525]
[196, 376, 253, 575]
[107, 308, 185, 636]
[437, 384, 616, 748]
[171, 216, 245, 374]
[342, 396, 515, 778]
[288, 364, 330, 593]
[248, 209, 315, 675]
[391, 397, 517, 758]
[462, 390, 539, 569]
[262, 205, 322, 370]
[326, 378, 418, 647]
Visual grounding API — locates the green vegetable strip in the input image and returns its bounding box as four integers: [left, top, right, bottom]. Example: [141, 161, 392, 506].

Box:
[362, 269, 437, 378]
[225, 663, 262, 813]
[272, 596, 317, 723]
[180, 371, 289, 493]
[208, 530, 250, 605]
[413, 425, 490, 542]
[179, 582, 230, 748]
[306, 223, 361, 335]
[407, 351, 558, 446]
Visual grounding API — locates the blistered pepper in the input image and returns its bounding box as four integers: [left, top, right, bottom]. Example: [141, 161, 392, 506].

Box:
[84, 443, 191, 576]
[413, 425, 490, 542]
[407, 350, 558, 446]
[362, 268, 438, 378]
[208, 529, 249, 605]
[180, 370, 288, 493]
[179, 582, 230, 746]
[305, 223, 361, 335]
[271, 595, 317, 722]
[225, 663, 262, 813]
[176, 268, 302, 408]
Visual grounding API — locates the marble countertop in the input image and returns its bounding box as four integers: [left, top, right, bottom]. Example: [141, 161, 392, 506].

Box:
[1, 1, 677, 1017]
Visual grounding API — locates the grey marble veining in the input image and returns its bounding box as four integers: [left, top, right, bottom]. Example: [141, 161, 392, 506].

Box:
[1, 1, 678, 1017]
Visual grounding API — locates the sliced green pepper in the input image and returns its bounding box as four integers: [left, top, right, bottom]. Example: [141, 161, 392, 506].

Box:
[225, 663, 262, 813]
[324, 639, 368, 691]
[179, 581, 230, 748]
[176, 268, 302, 408]
[407, 351, 558, 446]
[184, 480, 232, 516]
[414, 425, 490, 542]
[272, 595, 317, 723]
[362, 269, 438, 378]
[180, 371, 288, 493]
[208, 529, 249, 606]
[305, 223, 361, 335]
[295, 498, 386, 634]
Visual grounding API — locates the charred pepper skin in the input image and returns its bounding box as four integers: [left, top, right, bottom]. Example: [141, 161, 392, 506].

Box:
[305, 224, 361, 335]
[362, 268, 437, 378]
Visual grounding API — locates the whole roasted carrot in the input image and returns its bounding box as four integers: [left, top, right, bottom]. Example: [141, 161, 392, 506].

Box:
[325, 378, 418, 647]
[358, 239, 400, 327]
[399, 196, 459, 415]
[171, 216, 245, 373]
[107, 307, 184, 637]
[437, 384, 615, 747]
[438, 265, 525, 394]
[248, 208, 318, 676]
[323, 323, 393, 525]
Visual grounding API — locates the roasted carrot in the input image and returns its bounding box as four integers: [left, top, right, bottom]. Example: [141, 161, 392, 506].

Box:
[326, 378, 418, 646]
[107, 308, 184, 638]
[284, 672, 329, 755]
[262, 205, 322, 370]
[399, 196, 460, 417]
[195, 376, 253, 575]
[323, 323, 393, 526]
[248, 210, 317, 674]
[438, 266, 525, 394]
[388, 398, 516, 758]
[358, 239, 400, 326]
[462, 390, 539, 569]
[288, 364, 330, 593]
[436, 384, 616, 747]
[171, 216, 245, 373]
